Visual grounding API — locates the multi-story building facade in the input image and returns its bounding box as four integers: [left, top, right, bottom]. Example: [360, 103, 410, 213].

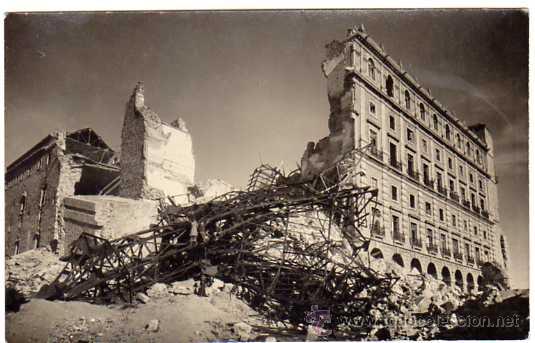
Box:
[301, 25, 509, 291]
[4, 129, 119, 256]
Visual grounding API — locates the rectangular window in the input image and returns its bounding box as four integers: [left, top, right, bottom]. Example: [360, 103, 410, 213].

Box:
[423, 163, 430, 181]
[440, 233, 447, 251]
[427, 229, 433, 245]
[459, 165, 464, 176]
[391, 185, 398, 201]
[392, 215, 400, 232]
[469, 173, 474, 183]
[425, 202, 432, 215]
[407, 154, 414, 173]
[409, 194, 416, 208]
[369, 102, 376, 114]
[449, 179, 455, 192]
[435, 148, 441, 161]
[479, 179, 484, 191]
[389, 142, 398, 165]
[422, 138, 428, 153]
[436, 172, 442, 188]
[389, 115, 395, 130]
[452, 238, 459, 253]
[474, 226, 478, 235]
[407, 128, 414, 143]
[460, 187, 466, 200]
[370, 130, 378, 148]
[439, 208, 444, 221]
[483, 231, 487, 239]
[452, 214, 457, 227]
[411, 222, 418, 240]
[480, 198, 485, 211]
[448, 157, 453, 169]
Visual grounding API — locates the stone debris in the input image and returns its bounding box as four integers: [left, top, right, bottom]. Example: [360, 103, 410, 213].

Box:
[5, 247, 66, 299]
[8, 163, 525, 341]
[146, 283, 169, 298]
[232, 322, 252, 341]
[136, 292, 150, 304]
[146, 319, 160, 332]
[169, 279, 196, 295]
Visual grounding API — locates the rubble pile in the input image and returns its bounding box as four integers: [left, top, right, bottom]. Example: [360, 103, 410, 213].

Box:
[23, 160, 528, 341]
[6, 247, 66, 300]
[7, 278, 267, 343]
[435, 286, 529, 340]
[353, 259, 464, 340]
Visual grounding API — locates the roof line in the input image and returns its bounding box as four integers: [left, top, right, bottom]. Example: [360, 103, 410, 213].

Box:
[346, 29, 489, 151]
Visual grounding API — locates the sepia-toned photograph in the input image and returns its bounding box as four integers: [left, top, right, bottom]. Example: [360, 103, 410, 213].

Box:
[4, 9, 529, 342]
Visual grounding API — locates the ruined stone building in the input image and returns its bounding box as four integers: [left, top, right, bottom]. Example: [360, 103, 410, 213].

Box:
[5, 83, 196, 257]
[120, 82, 195, 201]
[301, 26, 510, 290]
[5, 129, 119, 256]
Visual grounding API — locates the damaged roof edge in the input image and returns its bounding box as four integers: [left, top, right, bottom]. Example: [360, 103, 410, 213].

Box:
[6, 128, 116, 176]
[5, 134, 58, 174]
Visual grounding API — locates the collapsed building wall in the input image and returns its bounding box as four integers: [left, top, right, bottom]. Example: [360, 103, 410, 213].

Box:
[120, 82, 195, 201]
[300, 40, 359, 180]
[5, 130, 118, 256]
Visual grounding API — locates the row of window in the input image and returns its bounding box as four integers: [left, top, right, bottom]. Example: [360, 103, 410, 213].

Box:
[389, 187, 490, 240]
[369, 112, 488, 193]
[363, 51, 486, 172]
[376, 214, 492, 266]
[369, 124, 488, 195]
[6, 153, 50, 187]
[368, 140, 491, 222]
[370, 175, 491, 241]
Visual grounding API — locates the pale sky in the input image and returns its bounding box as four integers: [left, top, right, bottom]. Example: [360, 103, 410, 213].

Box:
[5, 9, 528, 288]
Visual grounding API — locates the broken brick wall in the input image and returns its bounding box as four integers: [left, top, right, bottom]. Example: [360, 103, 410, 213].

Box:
[4, 132, 82, 256]
[300, 40, 358, 180]
[4, 132, 115, 256]
[120, 82, 195, 201]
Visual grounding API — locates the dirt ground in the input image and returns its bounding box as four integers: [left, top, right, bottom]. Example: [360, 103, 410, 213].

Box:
[6, 286, 282, 343]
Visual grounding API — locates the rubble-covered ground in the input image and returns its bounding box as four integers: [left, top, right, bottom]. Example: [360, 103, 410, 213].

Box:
[6, 280, 277, 343]
[6, 250, 529, 342]
[6, 247, 67, 311]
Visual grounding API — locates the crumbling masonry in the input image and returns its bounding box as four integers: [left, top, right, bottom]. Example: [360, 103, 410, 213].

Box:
[120, 82, 195, 200]
[5, 84, 196, 257]
[5, 129, 118, 256]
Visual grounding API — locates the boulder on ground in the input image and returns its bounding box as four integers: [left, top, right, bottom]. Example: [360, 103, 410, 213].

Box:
[136, 292, 150, 304]
[233, 322, 252, 340]
[147, 283, 169, 298]
[146, 319, 160, 332]
[6, 248, 66, 299]
[169, 279, 196, 295]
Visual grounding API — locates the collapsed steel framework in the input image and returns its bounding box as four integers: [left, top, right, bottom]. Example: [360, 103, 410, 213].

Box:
[39, 147, 398, 331]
